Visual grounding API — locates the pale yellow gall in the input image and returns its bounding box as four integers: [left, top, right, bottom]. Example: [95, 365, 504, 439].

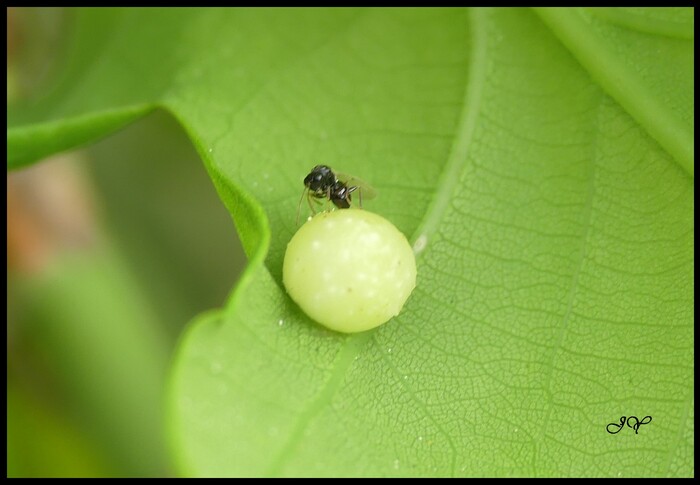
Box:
[283, 209, 416, 333]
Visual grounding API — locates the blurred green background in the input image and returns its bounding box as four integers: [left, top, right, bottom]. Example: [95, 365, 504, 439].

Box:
[7, 7, 246, 477]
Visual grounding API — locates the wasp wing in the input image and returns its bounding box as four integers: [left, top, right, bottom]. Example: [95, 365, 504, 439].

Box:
[335, 171, 378, 200]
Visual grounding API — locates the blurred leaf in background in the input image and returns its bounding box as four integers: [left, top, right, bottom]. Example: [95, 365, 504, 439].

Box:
[7, 7, 693, 478]
[7, 8, 245, 477]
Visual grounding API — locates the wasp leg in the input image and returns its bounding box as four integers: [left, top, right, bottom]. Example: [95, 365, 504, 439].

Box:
[347, 186, 359, 209]
[296, 189, 308, 226]
[307, 191, 318, 216]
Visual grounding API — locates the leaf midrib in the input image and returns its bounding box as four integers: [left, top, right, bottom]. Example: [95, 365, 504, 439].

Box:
[410, 7, 489, 248]
[263, 8, 489, 476]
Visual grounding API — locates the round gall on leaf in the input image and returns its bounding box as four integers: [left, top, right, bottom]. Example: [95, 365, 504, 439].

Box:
[283, 209, 417, 333]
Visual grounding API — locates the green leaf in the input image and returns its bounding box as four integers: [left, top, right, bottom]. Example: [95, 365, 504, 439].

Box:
[7, 379, 116, 477]
[8, 7, 693, 477]
[12, 246, 173, 476]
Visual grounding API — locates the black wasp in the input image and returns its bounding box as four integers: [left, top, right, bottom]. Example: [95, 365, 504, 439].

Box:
[297, 165, 376, 224]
